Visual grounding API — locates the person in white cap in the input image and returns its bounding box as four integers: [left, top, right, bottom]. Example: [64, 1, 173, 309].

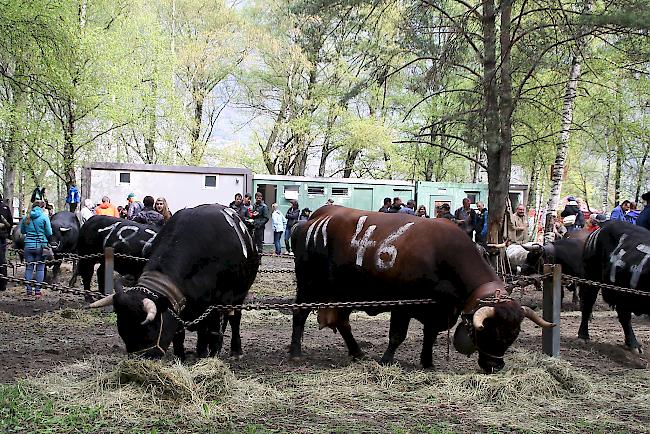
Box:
[560, 196, 585, 232]
[78, 199, 95, 225]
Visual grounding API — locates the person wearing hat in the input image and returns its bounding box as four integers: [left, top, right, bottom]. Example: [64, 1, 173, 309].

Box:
[610, 200, 630, 222]
[126, 193, 143, 220]
[299, 208, 311, 221]
[636, 192, 650, 230]
[0, 194, 14, 292]
[560, 196, 585, 232]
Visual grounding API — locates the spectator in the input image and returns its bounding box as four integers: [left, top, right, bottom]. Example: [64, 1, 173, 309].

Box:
[78, 199, 95, 225]
[95, 196, 120, 217]
[46, 203, 55, 217]
[636, 192, 650, 230]
[240, 193, 255, 232]
[30, 187, 46, 204]
[625, 202, 640, 225]
[387, 197, 403, 213]
[399, 199, 416, 215]
[271, 203, 287, 256]
[560, 197, 585, 231]
[229, 193, 243, 211]
[454, 198, 477, 239]
[326, 198, 335, 206]
[126, 193, 144, 220]
[66, 184, 80, 212]
[609, 200, 630, 222]
[378, 197, 392, 213]
[0, 194, 14, 292]
[509, 204, 529, 243]
[20, 200, 52, 298]
[416, 205, 429, 218]
[553, 220, 568, 240]
[252, 192, 269, 254]
[133, 196, 164, 227]
[474, 201, 488, 244]
[439, 203, 454, 220]
[285, 200, 300, 255]
[155, 197, 173, 223]
[586, 213, 607, 232]
[299, 208, 312, 221]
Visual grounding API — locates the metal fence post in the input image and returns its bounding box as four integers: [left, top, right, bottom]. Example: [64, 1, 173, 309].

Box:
[104, 247, 114, 295]
[542, 263, 561, 357]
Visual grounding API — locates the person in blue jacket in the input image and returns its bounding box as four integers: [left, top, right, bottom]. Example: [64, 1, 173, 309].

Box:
[66, 184, 80, 212]
[20, 200, 52, 297]
[610, 200, 630, 221]
[636, 192, 650, 231]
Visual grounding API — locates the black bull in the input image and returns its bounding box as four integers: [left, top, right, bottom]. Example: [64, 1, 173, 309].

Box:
[579, 222, 650, 353]
[90, 204, 260, 360]
[74, 216, 159, 297]
[289, 206, 554, 373]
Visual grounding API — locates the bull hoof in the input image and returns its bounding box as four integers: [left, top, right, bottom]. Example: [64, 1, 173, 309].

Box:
[421, 358, 434, 369]
[229, 353, 243, 360]
[379, 356, 394, 366]
[578, 332, 590, 341]
[350, 351, 366, 361]
[626, 344, 643, 354]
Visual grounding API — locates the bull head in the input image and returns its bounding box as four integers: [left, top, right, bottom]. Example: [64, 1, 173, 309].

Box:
[59, 227, 71, 233]
[521, 243, 544, 254]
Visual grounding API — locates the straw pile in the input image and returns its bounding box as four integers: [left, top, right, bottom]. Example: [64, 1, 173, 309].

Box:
[24, 356, 282, 427]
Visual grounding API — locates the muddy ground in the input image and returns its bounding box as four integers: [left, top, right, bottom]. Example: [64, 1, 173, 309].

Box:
[1, 255, 649, 432]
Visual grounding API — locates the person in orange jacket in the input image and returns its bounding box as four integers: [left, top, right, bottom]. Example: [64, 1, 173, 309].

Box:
[94, 196, 120, 217]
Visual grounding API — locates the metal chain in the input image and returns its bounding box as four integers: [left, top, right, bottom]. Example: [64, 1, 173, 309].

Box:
[167, 298, 439, 329]
[560, 274, 650, 298]
[0, 274, 102, 300]
[113, 253, 149, 262]
[258, 268, 295, 274]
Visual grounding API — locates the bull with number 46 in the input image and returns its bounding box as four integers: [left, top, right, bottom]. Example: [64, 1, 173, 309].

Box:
[289, 205, 555, 373]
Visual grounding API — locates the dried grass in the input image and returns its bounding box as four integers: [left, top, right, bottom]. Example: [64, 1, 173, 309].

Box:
[23, 356, 283, 428]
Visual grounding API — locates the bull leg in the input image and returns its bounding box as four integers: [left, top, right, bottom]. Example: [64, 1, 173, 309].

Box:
[335, 310, 363, 359]
[207, 313, 228, 357]
[96, 263, 106, 294]
[68, 261, 79, 287]
[380, 311, 411, 366]
[78, 260, 96, 302]
[571, 284, 580, 305]
[578, 286, 599, 340]
[228, 311, 243, 358]
[289, 308, 312, 358]
[420, 321, 437, 369]
[173, 328, 186, 361]
[616, 307, 642, 353]
[196, 325, 209, 358]
[51, 262, 61, 284]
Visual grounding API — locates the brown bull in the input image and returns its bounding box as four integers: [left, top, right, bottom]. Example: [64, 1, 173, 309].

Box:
[289, 205, 553, 373]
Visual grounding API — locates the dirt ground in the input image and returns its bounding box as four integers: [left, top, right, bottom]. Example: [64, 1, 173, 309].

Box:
[1, 255, 650, 432]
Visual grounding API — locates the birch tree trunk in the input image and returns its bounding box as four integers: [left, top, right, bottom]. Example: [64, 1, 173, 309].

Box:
[602, 130, 611, 211]
[543, 0, 592, 243]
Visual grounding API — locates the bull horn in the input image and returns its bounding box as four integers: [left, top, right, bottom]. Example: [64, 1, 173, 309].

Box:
[522, 243, 543, 253]
[89, 294, 114, 308]
[141, 298, 157, 325]
[521, 306, 556, 328]
[473, 306, 496, 331]
[59, 227, 71, 232]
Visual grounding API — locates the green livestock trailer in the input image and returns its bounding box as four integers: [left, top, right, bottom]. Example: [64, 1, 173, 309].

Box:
[252, 174, 528, 245]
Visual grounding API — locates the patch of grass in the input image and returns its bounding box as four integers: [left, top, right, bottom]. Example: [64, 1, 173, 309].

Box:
[0, 384, 108, 433]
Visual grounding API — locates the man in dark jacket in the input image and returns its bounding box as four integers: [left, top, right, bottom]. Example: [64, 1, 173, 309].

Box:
[560, 196, 585, 232]
[133, 196, 163, 227]
[454, 198, 477, 239]
[0, 195, 14, 291]
[439, 203, 454, 220]
[285, 200, 300, 255]
[474, 201, 488, 244]
[252, 192, 269, 254]
[378, 197, 392, 213]
[387, 197, 402, 213]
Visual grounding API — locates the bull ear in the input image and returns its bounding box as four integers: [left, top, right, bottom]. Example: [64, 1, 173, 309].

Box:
[59, 227, 71, 232]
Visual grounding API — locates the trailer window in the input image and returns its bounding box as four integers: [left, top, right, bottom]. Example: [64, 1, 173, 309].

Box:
[307, 186, 325, 195]
[118, 172, 130, 184]
[465, 191, 480, 204]
[331, 187, 349, 196]
[284, 185, 299, 200]
[204, 175, 217, 188]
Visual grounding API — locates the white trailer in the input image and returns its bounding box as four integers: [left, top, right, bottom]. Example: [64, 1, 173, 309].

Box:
[81, 163, 253, 212]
